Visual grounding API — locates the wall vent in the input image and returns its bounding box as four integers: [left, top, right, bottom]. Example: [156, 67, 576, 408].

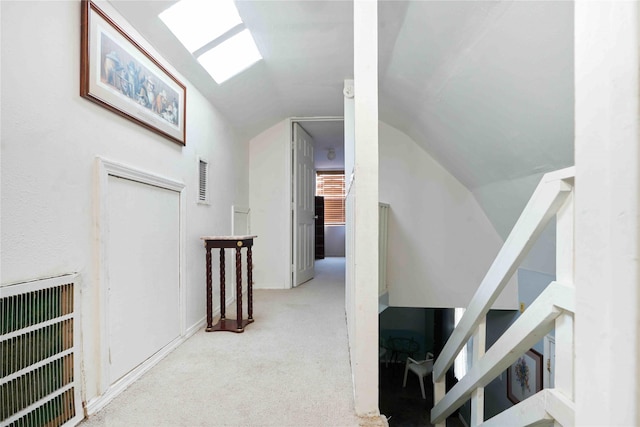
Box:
[0, 274, 83, 427]
[198, 158, 208, 203]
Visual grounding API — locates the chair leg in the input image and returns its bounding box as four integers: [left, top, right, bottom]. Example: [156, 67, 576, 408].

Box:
[419, 375, 426, 400]
[403, 363, 409, 388]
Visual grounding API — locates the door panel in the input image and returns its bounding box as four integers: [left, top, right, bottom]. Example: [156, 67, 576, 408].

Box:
[106, 176, 181, 384]
[293, 123, 315, 286]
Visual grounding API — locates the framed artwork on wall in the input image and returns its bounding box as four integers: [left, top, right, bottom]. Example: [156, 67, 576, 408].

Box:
[507, 348, 543, 404]
[80, 0, 186, 146]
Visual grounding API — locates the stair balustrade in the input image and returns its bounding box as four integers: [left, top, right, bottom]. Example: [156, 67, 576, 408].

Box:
[431, 167, 575, 427]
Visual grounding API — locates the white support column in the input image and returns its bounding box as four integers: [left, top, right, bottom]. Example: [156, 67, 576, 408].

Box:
[471, 320, 486, 427]
[554, 191, 574, 402]
[348, 0, 379, 417]
[433, 380, 446, 427]
[575, 2, 640, 425]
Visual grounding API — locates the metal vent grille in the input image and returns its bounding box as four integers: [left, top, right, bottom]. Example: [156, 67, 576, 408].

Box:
[1, 274, 83, 427]
[198, 159, 208, 202]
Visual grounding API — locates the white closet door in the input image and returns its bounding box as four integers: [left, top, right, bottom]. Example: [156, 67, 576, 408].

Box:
[293, 123, 315, 286]
[106, 175, 181, 384]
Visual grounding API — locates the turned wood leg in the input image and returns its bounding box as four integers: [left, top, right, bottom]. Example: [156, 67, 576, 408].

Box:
[235, 247, 243, 330]
[219, 248, 226, 320]
[247, 246, 253, 321]
[205, 245, 213, 331]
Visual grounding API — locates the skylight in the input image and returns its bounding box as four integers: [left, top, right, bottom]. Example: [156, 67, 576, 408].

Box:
[159, 0, 263, 85]
[197, 30, 262, 84]
[159, 0, 242, 52]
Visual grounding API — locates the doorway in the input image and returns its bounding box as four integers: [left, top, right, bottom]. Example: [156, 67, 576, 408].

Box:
[290, 118, 345, 288]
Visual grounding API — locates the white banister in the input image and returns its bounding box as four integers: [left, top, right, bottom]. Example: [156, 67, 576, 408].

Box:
[431, 281, 575, 424]
[431, 167, 575, 425]
[554, 191, 575, 403]
[434, 167, 574, 382]
[470, 317, 486, 426]
[480, 388, 574, 427]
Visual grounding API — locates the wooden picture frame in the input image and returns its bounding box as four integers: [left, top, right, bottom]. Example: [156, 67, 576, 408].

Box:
[80, 0, 186, 145]
[507, 348, 543, 404]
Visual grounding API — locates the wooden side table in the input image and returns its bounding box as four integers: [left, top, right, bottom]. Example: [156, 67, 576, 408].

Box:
[201, 235, 257, 333]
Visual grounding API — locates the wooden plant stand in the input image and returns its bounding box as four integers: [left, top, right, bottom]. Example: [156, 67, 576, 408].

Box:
[201, 235, 257, 333]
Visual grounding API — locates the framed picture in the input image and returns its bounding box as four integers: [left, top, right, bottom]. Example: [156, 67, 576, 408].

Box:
[507, 348, 543, 404]
[81, 0, 186, 145]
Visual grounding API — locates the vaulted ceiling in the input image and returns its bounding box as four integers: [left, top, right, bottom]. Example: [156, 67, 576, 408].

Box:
[111, 0, 574, 237]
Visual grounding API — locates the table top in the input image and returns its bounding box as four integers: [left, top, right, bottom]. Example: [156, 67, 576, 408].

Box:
[200, 235, 257, 241]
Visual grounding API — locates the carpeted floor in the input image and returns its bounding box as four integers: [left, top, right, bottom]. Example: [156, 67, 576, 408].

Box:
[81, 258, 386, 427]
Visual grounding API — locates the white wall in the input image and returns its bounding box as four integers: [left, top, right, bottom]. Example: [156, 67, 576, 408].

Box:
[379, 121, 517, 309]
[248, 120, 290, 289]
[472, 174, 558, 276]
[1, 0, 248, 405]
[325, 225, 345, 257]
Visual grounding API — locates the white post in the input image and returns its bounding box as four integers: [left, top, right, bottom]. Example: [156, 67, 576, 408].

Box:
[433, 380, 446, 427]
[471, 320, 486, 427]
[574, 2, 640, 425]
[348, 0, 379, 417]
[554, 191, 574, 401]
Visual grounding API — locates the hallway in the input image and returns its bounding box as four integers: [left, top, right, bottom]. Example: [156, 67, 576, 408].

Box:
[81, 258, 384, 427]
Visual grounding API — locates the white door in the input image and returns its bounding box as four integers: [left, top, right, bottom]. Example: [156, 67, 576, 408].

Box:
[293, 123, 315, 286]
[106, 176, 181, 384]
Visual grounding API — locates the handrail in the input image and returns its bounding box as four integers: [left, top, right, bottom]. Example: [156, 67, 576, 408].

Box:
[480, 388, 574, 427]
[430, 281, 574, 423]
[433, 167, 575, 382]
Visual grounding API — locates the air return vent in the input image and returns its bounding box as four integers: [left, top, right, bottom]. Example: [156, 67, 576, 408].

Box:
[1, 274, 83, 427]
[198, 158, 208, 203]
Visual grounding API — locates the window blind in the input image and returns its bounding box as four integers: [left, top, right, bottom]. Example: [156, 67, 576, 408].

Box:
[316, 171, 345, 224]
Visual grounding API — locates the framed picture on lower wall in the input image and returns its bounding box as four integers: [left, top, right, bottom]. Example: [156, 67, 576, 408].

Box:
[507, 348, 543, 404]
[80, 0, 186, 145]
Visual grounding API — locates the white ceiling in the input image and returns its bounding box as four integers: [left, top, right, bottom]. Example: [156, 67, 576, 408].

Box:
[110, 0, 574, 234]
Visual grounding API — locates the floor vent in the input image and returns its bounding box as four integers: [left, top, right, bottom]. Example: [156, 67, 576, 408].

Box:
[1, 274, 83, 427]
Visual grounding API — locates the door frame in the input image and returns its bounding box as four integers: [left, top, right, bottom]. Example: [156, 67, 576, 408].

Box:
[92, 157, 186, 414]
[286, 117, 343, 288]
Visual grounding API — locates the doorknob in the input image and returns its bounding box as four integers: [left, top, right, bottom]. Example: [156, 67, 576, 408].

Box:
[314, 215, 319, 219]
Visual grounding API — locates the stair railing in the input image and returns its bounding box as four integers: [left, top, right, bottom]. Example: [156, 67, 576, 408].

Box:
[431, 167, 575, 426]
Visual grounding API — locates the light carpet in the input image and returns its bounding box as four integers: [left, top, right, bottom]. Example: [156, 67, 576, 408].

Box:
[81, 258, 386, 427]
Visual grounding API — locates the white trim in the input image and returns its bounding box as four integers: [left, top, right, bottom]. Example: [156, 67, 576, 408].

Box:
[231, 205, 250, 235]
[85, 335, 183, 416]
[481, 389, 573, 427]
[86, 315, 205, 416]
[231, 205, 251, 298]
[95, 157, 186, 396]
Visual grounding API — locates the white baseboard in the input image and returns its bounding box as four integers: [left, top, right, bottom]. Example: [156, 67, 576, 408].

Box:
[85, 334, 184, 416]
[185, 317, 206, 338]
[85, 298, 242, 418]
[86, 317, 207, 418]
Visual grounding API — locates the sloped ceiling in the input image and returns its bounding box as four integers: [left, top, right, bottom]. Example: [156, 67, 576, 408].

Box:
[110, 0, 574, 236]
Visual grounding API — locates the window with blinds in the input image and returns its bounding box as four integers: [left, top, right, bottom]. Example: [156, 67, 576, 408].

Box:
[316, 171, 345, 224]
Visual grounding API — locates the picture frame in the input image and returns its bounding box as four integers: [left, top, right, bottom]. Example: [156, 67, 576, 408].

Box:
[507, 348, 543, 404]
[81, 0, 186, 146]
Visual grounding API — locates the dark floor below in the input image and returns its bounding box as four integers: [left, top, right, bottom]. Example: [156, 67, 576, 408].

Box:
[379, 362, 465, 427]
